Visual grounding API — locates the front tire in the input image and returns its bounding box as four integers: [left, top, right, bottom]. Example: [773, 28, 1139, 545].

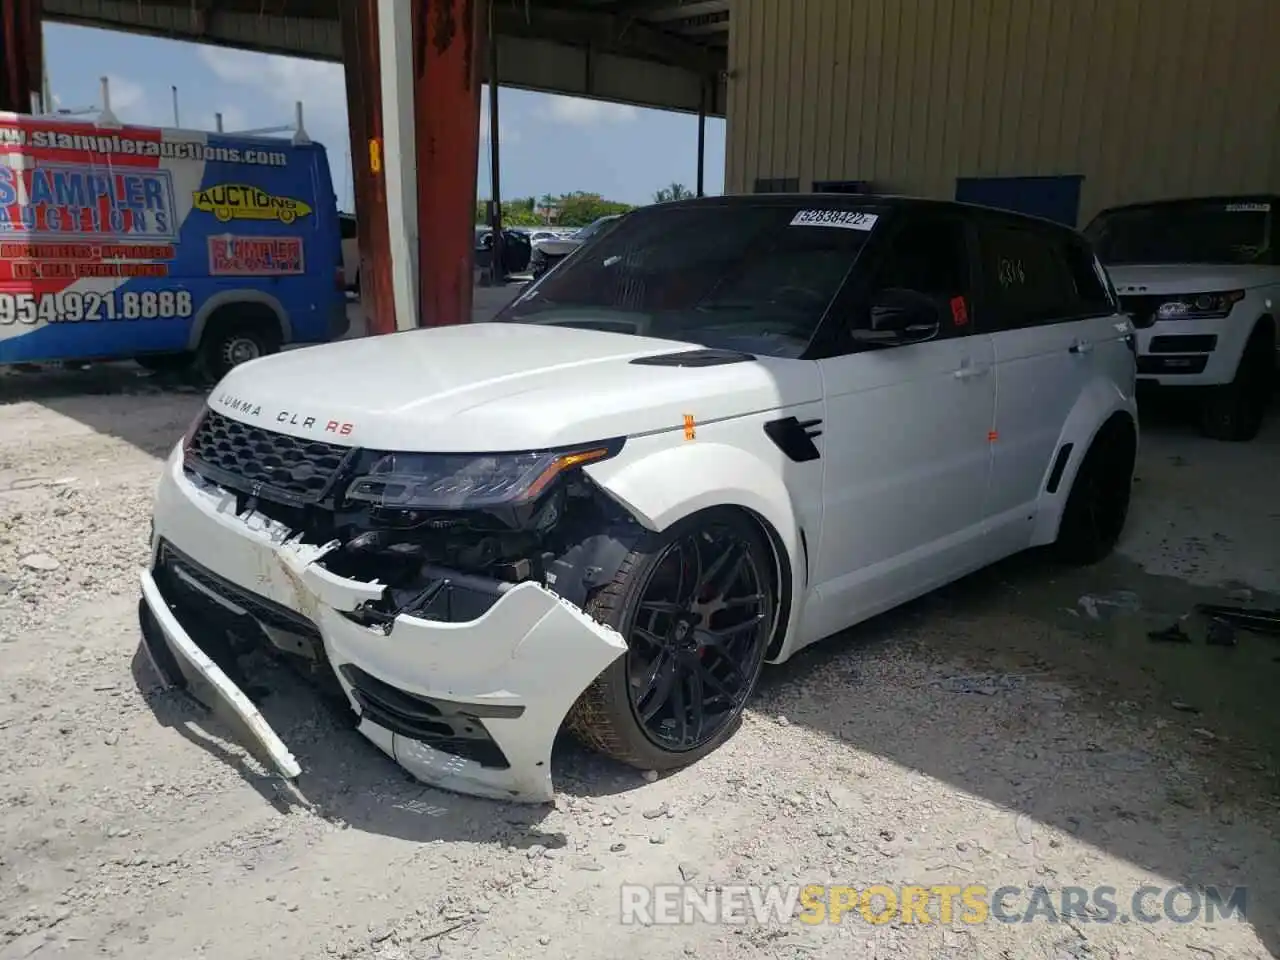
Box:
[566, 508, 776, 772]
[1052, 416, 1136, 566]
[1198, 325, 1275, 442]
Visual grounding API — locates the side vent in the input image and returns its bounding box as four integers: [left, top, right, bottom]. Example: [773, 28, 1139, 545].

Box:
[1046, 443, 1074, 494]
[764, 416, 823, 463]
[631, 349, 758, 368]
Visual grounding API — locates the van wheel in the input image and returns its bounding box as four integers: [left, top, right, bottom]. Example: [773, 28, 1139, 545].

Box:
[1198, 326, 1275, 442]
[1053, 416, 1136, 566]
[196, 311, 281, 382]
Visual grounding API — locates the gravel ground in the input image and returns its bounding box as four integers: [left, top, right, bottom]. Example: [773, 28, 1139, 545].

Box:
[1, 362, 1278, 960]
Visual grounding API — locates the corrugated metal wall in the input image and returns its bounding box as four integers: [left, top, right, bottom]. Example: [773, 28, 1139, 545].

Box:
[725, 0, 1280, 223]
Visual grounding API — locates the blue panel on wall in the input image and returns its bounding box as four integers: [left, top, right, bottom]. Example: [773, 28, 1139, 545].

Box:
[955, 175, 1085, 227]
[814, 180, 870, 194]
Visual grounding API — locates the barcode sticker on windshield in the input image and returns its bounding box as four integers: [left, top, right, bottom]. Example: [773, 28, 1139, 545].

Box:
[1225, 202, 1270, 212]
[790, 209, 879, 231]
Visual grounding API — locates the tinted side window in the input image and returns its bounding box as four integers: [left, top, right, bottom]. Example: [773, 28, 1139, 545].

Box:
[977, 223, 1077, 330]
[860, 213, 972, 334]
[1062, 239, 1114, 315]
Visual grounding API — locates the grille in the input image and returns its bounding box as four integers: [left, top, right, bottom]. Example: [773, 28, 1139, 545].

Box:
[1117, 294, 1165, 329]
[186, 409, 350, 503]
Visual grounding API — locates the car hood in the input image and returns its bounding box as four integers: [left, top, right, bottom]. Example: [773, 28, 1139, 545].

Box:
[1107, 263, 1280, 295]
[207, 323, 818, 452]
[533, 237, 581, 255]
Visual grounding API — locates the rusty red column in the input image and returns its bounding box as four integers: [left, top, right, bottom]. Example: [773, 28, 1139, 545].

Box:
[0, 0, 42, 114]
[340, 0, 396, 336]
[411, 0, 485, 327]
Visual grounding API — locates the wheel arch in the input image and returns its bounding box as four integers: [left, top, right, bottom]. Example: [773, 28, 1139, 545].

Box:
[1031, 391, 1138, 548]
[585, 442, 806, 666]
[1250, 312, 1276, 351]
[185, 290, 291, 352]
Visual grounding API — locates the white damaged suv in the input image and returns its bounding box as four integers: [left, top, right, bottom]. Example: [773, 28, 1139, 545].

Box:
[1084, 195, 1279, 441]
[139, 196, 1138, 803]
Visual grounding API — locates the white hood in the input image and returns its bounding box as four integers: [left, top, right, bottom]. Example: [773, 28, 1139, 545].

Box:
[1107, 263, 1280, 296]
[207, 323, 818, 452]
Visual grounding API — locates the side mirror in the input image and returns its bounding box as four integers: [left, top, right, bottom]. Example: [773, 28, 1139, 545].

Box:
[855, 288, 942, 346]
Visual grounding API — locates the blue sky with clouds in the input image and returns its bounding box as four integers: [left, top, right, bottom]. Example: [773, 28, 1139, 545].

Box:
[40, 22, 727, 211]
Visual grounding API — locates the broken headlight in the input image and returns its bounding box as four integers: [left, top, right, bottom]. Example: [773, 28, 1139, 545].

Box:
[343, 439, 624, 510]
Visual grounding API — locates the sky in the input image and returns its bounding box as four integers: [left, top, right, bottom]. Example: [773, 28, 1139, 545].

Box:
[39, 22, 727, 212]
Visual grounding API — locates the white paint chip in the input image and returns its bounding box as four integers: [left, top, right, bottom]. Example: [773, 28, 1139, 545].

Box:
[789, 209, 879, 231]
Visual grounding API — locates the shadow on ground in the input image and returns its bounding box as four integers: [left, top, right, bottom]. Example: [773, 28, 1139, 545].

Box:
[128, 637, 644, 852]
[749, 395, 1280, 956]
[96, 377, 1280, 954]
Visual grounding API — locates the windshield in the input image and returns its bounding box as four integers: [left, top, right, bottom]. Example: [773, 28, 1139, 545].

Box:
[491, 202, 880, 358]
[1084, 200, 1273, 265]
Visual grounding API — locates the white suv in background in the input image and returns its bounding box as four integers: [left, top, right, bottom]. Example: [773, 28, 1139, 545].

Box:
[1085, 196, 1278, 441]
[138, 196, 1137, 803]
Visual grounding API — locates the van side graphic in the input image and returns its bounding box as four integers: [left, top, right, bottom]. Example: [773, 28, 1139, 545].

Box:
[192, 184, 312, 224]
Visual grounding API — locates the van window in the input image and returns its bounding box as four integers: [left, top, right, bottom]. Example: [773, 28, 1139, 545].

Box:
[977, 223, 1078, 330]
[339, 216, 357, 240]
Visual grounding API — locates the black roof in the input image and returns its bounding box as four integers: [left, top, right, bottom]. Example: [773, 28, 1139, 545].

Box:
[642, 192, 1086, 237]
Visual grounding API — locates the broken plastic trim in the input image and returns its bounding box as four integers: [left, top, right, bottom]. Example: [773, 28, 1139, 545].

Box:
[344, 563, 516, 634]
[1194, 604, 1280, 636]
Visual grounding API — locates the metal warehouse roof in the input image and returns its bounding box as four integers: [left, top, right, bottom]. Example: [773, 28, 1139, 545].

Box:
[42, 0, 730, 115]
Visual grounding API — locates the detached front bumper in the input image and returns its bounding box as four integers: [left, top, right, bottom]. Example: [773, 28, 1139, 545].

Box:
[138, 445, 627, 803]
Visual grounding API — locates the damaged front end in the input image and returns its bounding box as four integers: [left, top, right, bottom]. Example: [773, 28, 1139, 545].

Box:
[140, 407, 644, 802]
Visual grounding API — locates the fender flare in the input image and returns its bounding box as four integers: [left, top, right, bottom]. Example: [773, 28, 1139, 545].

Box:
[185, 289, 292, 352]
[1030, 378, 1138, 547]
[585, 441, 806, 661]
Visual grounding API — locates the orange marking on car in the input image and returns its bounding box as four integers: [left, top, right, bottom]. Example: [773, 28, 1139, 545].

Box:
[684, 414, 696, 440]
[988, 430, 999, 442]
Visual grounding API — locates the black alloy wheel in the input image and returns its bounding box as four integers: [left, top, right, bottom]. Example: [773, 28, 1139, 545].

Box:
[626, 524, 772, 752]
[566, 509, 776, 770]
[1053, 418, 1136, 565]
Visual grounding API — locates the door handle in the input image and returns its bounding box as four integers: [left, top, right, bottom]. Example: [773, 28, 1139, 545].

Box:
[1069, 340, 1094, 355]
[953, 363, 990, 380]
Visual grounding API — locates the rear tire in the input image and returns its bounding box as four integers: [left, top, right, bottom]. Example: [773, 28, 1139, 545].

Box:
[565, 507, 776, 772]
[1052, 416, 1136, 566]
[195, 309, 282, 383]
[1198, 325, 1274, 442]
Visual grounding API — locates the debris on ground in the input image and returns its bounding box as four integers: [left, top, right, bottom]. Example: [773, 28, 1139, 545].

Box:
[0, 371, 1276, 960]
[1148, 623, 1192, 644]
[1195, 603, 1280, 637]
[1205, 618, 1238, 647]
[1078, 590, 1142, 621]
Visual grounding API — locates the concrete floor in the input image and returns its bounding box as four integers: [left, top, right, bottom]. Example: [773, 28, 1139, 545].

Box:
[0, 323, 1277, 959]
